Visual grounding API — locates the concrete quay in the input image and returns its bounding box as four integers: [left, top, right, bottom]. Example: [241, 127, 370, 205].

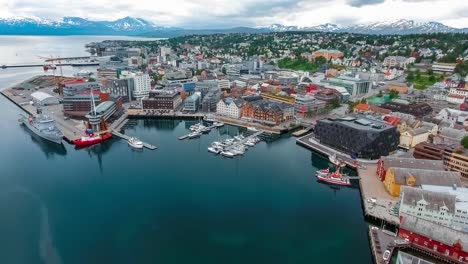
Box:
[296, 134, 399, 225]
[358, 165, 400, 226]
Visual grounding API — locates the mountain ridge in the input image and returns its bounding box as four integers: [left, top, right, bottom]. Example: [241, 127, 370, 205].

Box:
[0, 16, 467, 37]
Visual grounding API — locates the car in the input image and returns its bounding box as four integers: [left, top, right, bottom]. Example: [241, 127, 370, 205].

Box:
[382, 250, 391, 261]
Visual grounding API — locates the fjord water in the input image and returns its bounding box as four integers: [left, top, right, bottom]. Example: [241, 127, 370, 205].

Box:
[0, 36, 372, 264]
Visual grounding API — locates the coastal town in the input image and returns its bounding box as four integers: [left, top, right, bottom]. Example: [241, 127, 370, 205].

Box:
[2, 30, 468, 263]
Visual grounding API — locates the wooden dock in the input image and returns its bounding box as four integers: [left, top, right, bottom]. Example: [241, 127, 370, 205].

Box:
[111, 129, 157, 150]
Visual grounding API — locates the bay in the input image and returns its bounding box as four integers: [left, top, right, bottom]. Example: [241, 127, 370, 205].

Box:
[0, 36, 372, 264]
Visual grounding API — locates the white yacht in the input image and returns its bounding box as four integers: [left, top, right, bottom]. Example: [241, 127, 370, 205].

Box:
[247, 126, 259, 132]
[221, 151, 235, 158]
[128, 137, 143, 149]
[213, 122, 224, 127]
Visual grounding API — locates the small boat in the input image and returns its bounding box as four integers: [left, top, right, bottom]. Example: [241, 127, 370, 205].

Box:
[128, 137, 143, 149]
[244, 141, 255, 147]
[208, 146, 221, 154]
[201, 127, 211, 134]
[247, 126, 259, 132]
[315, 171, 351, 186]
[329, 154, 346, 168]
[178, 135, 189, 140]
[213, 122, 224, 127]
[221, 151, 235, 158]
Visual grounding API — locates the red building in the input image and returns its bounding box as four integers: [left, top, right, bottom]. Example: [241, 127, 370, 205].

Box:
[399, 214, 468, 263]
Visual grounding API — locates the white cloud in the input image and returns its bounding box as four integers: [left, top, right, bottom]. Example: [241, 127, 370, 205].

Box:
[0, 0, 466, 28]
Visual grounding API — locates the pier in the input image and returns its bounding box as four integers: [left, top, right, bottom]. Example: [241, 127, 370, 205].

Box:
[1, 64, 71, 69]
[111, 129, 157, 150]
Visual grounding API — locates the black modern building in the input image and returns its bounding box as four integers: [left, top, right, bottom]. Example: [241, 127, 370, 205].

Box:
[314, 116, 400, 160]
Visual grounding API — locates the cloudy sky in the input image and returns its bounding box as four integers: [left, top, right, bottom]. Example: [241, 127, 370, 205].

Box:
[1, 0, 468, 28]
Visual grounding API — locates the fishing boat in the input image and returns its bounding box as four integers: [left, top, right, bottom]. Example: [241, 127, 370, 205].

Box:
[315, 169, 351, 186]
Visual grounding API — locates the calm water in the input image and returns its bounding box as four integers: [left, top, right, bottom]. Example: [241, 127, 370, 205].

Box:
[0, 36, 372, 264]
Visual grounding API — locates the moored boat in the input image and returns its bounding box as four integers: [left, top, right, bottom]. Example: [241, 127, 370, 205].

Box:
[128, 137, 143, 149]
[315, 170, 351, 186]
[20, 109, 63, 144]
[74, 130, 112, 148]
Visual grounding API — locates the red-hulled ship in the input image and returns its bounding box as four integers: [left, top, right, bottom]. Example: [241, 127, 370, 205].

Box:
[73, 130, 112, 147]
[315, 168, 351, 186]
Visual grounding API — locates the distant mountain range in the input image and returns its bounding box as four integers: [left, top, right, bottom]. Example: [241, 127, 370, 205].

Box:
[0, 16, 467, 37]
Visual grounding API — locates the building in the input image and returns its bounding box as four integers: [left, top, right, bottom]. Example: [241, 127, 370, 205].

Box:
[432, 63, 457, 74]
[383, 167, 461, 197]
[31, 91, 59, 106]
[401, 185, 468, 232]
[85, 100, 119, 130]
[353, 103, 371, 113]
[241, 99, 294, 125]
[260, 92, 295, 104]
[201, 90, 221, 112]
[97, 68, 118, 79]
[380, 101, 433, 118]
[101, 78, 133, 102]
[62, 82, 103, 117]
[216, 97, 245, 118]
[388, 82, 409, 94]
[414, 142, 445, 160]
[314, 116, 400, 160]
[321, 76, 371, 98]
[399, 127, 431, 149]
[395, 251, 434, 264]
[312, 49, 344, 61]
[376, 157, 444, 181]
[444, 146, 468, 179]
[184, 93, 200, 112]
[132, 73, 151, 101]
[294, 94, 327, 115]
[142, 90, 182, 111]
[436, 108, 468, 126]
[218, 79, 230, 91]
[383, 56, 412, 69]
[434, 128, 468, 146]
[399, 214, 468, 263]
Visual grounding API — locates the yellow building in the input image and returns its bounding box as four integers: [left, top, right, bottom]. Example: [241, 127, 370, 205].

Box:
[399, 127, 430, 149]
[383, 167, 461, 197]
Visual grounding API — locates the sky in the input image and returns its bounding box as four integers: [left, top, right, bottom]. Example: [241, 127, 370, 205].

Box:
[1, 0, 468, 28]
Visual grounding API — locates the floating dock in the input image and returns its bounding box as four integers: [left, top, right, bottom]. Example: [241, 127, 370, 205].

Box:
[111, 129, 157, 150]
[223, 131, 263, 152]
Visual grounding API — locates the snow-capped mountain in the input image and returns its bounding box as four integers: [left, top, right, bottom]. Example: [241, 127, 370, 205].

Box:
[0, 16, 176, 35]
[0, 17, 467, 36]
[263, 19, 468, 35]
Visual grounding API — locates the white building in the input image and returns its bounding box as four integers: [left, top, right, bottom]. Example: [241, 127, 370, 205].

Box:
[420, 185, 468, 232]
[436, 108, 468, 125]
[218, 79, 230, 91]
[216, 98, 244, 119]
[399, 186, 455, 230]
[432, 63, 457, 74]
[121, 72, 151, 101]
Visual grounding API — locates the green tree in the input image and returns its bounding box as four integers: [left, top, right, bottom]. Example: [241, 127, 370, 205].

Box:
[389, 90, 399, 99]
[330, 98, 340, 108]
[222, 67, 227, 75]
[406, 71, 414, 81]
[462, 136, 468, 149]
[415, 69, 421, 80]
[427, 68, 433, 76]
[88, 77, 96, 82]
[428, 75, 436, 82]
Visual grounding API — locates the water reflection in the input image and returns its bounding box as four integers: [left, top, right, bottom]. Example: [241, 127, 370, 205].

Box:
[143, 119, 182, 130]
[21, 125, 67, 159]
